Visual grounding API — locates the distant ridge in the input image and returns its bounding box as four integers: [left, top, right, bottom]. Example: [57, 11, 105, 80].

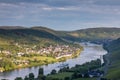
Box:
[0, 26, 120, 44]
[0, 26, 66, 47]
[31, 26, 57, 35]
[0, 26, 25, 29]
[60, 27, 120, 43]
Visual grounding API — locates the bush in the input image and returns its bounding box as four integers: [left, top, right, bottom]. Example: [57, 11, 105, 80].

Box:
[24, 76, 29, 80]
[100, 78, 108, 80]
[37, 74, 46, 80]
[15, 77, 23, 80]
[38, 68, 44, 75]
[51, 69, 57, 75]
[64, 77, 70, 80]
[29, 73, 34, 80]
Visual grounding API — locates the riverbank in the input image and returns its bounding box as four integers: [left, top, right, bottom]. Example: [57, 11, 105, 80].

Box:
[14, 59, 102, 80]
[57, 47, 83, 62]
[0, 43, 107, 80]
[0, 47, 83, 73]
[101, 38, 120, 80]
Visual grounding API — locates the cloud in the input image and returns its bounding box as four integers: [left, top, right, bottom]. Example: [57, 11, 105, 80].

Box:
[1, 0, 120, 14]
[94, 0, 120, 6]
[0, 0, 120, 30]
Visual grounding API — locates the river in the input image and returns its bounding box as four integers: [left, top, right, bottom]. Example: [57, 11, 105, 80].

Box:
[0, 43, 107, 80]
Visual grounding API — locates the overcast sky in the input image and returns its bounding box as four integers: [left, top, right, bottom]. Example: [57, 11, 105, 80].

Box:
[0, 0, 120, 30]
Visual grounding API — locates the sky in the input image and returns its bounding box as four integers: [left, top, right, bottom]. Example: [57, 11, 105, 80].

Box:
[0, 0, 120, 30]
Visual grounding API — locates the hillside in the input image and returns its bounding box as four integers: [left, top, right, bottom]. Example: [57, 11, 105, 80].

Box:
[104, 38, 120, 79]
[0, 26, 73, 58]
[0, 26, 66, 46]
[0, 26, 83, 72]
[61, 28, 120, 43]
[0, 26, 120, 55]
[1, 26, 120, 45]
[0, 26, 120, 78]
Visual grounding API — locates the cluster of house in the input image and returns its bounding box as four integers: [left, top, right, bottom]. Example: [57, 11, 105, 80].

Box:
[0, 44, 80, 66]
[0, 50, 11, 55]
[17, 44, 79, 58]
[79, 70, 104, 78]
[36, 45, 79, 58]
[0, 44, 79, 57]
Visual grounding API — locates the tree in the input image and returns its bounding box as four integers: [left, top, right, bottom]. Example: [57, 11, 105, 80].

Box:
[0, 57, 15, 71]
[51, 69, 57, 75]
[72, 72, 78, 79]
[100, 78, 108, 80]
[64, 77, 70, 80]
[58, 67, 69, 73]
[37, 74, 46, 80]
[45, 77, 54, 80]
[84, 73, 89, 78]
[29, 73, 34, 80]
[24, 76, 29, 80]
[38, 68, 44, 75]
[15, 77, 23, 80]
[72, 72, 83, 79]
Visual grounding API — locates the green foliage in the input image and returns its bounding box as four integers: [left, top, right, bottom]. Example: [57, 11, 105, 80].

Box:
[0, 57, 15, 71]
[69, 59, 101, 73]
[29, 73, 35, 80]
[60, 28, 120, 43]
[104, 38, 120, 79]
[64, 77, 70, 80]
[47, 72, 73, 80]
[73, 78, 97, 80]
[24, 76, 29, 80]
[51, 69, 57, 75]
[58, 67, 69, 73]
[106, 67, 120, 79]
[15, 77, 23, 80]
[0, 26, 83, 71]
[72, 71, 82, 79]
[0, 27, 66, 47]
[38, 68, 44, 75]
[37, 74, 45, 80]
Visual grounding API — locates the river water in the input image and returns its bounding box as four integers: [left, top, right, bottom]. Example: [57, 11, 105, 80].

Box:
[0, 43, 107, 80]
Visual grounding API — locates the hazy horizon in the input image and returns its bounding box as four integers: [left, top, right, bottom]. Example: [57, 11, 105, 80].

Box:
[0, 25, 120, 31]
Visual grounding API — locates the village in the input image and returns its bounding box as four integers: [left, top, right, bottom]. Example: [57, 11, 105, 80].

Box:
[1, 44, 80, 58]
[0, 43, 82, 72]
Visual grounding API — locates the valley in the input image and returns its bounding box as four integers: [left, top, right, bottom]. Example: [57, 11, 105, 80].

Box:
[0, 26, 120, 80]
[0, 42, 107, 80]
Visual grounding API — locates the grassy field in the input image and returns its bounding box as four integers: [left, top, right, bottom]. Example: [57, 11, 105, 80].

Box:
[104, 38, 120, 79]
[20, 56, 56, 61]
[106, 67, 120, 79]
[73, 78, 97, 80]
[15, 56, 57, 68]
[48, 72, 73, 79]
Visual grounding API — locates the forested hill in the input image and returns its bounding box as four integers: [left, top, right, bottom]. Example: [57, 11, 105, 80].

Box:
[104, 38, 120, 79]
[0, 26, 120, 75]
[0, 26, 120, 45]
[0, 26, 83, 72]
[0, 26, 66, 47]
[60, 27, 120, 43]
